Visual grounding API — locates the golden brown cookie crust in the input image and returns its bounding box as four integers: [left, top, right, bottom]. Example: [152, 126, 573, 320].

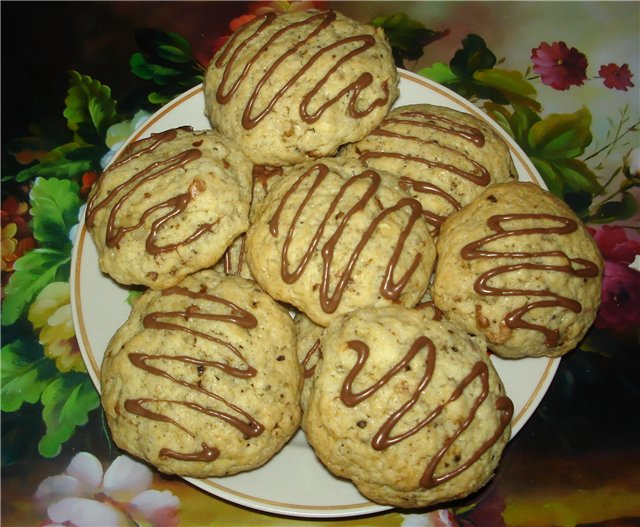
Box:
[340, 103, 517, 237]
[100, 271, 302, 477]
[303, 305, 512, 508]
[86, 128, 253, 290]
[203, 10, 399, 166]
[432, 181, 603, 358]
[245, 158, 436, 326]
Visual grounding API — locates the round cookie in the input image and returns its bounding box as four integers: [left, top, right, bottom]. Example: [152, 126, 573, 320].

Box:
[203, 9, 399, 166]
[214, 165, 286, 279]
[245, 158, 437, 326]
[340, 104, 517, 236]
[86, 127, 253, 290]
[100, 270, 302, 477]
[432, 181, 603, 358]
[294, 311, 325, 416]
[303, 305, 513, 508]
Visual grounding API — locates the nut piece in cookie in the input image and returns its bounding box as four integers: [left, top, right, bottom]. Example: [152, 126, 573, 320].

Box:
[203, 10, 399, 166]
[304, 305, 513, 508]
[245, 158, 436, 326]
[432, 181, 603, 358]
[100, 270, 302, 477]
[85, 127, 253, 290]
[340, 104, 517, 237]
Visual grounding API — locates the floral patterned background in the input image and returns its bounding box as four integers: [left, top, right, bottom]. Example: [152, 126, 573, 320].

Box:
[1, 2, 639, 526]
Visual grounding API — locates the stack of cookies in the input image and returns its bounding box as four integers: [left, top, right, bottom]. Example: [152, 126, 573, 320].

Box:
[87, 9, 603, 509]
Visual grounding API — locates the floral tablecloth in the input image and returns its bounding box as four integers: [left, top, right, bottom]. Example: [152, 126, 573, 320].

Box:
[2, 2, 639, 526]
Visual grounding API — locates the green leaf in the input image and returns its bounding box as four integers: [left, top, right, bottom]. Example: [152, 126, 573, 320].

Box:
[1, 339, 58, 412]
[418, 62, 458, 84]
[30, 177, 81, 248]
[15, 144, 102, 183]
[63, 71, 118, 144]
[531, 157, 564, 197]
[588, 191, 638, 224]
[450, 34, 496, 79]
[1, 249, 70, 326]
[509, 103, 542, 152]
[472, 68, 540, 111]
[135, 28, 196, 64]
[370, 13, 448, 66]
[553, 158, 603, 194]
[528, 107, 593, 160]
[38, 373, 100, 458]
[130, 52, 182, 85]
[473, 68, 536, 98]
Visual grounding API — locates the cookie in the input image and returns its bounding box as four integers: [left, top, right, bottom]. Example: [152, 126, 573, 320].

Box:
[203, 10, 399, 166]
[245, 158, 436, 326]
[303, 305, 513, 508]
[100, 270, 302, 477]
[86, 127, 253, 290]
[214, 165, 286, 279]
[432, 181, 603, 358]
[294, 311, 325, 416]
[340, 104, 517, 236]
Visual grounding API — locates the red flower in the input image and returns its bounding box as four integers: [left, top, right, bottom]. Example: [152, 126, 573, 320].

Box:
[588, 225, 640, 265]
[596, 261, 640, 333]
[598, 63, 635, 91]
[80, 171, 98, 199]
[531, 41, 588, 90]
[588, 226, 640, 333]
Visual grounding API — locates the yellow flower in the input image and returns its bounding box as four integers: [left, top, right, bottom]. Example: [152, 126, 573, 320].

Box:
[28, 282, 85, 373]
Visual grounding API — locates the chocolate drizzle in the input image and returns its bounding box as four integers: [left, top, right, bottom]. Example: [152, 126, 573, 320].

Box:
[124, 286, 264, 462]
[268, 163, 424, 313]
[340, 338, 513, 489]
[461, 213, 600, 346]
[214, 11, 391, 129]
[357, 110, 491, 234]
[301, 339, 322, 378]
[86, 129, 215, 254]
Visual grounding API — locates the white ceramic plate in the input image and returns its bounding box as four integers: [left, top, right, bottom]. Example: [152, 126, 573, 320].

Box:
[71, 69, 559, 519]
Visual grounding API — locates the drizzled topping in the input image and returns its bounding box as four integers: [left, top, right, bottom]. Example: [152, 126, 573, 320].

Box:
[340, 337, 513, 489]
[356, 109, 491, 235]
[461, 213, 600, 347]
[124, 285, 264, 462]
[268, 163, 424, 314]
[301, 339, 322, 379]
[85, 129, 215, 255]
[213, 10, 391, 129]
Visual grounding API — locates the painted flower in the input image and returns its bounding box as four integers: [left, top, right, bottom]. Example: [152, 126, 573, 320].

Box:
[531, 41, 588, 90]
[596, 261, 640, 333]
[590, 225, 640, 265]
[79, 171, 98, 199]
[34, 452, 180, 527]
[598, 63, 635, 91]
[28, 282, 85, 372]
[1, 196, 36, 295]
[588, 226, 640, 333]
[100, 109, 151, 168]
[207, 1, 326, 58]
[402, 509, 459, 526]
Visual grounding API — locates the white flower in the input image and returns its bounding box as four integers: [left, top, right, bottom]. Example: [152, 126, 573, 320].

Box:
[100, 110, 151, 168]
[34, 452, 179, 527]
[401, 509, 458, 527]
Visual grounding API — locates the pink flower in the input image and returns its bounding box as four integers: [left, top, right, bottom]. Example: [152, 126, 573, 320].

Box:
[531, 41, 588, 90]
[588, 226, 640, 333]
[34, 452, 180, 527]
[598, 63, 635, 91]
[596, 261, 640, 333]
[589, 225, 640, 265]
